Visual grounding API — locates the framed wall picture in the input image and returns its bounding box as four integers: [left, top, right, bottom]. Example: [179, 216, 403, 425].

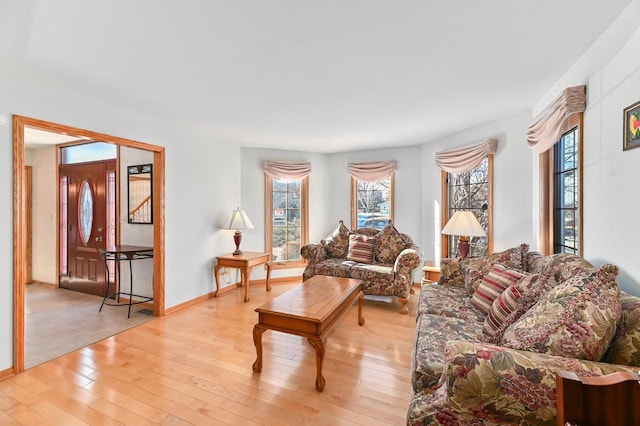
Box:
[623, 100, 640, 151]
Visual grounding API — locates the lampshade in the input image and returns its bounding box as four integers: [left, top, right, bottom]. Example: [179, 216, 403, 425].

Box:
[441, 211, 486, 237]
[223, 207, 255, 230]
[442, 211, 486, 259]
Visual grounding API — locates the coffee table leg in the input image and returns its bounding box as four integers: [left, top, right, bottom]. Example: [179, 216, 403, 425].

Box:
[252, 325, 267, 372]
[358, 291, 365, 326]
[308, 337, 326, 391]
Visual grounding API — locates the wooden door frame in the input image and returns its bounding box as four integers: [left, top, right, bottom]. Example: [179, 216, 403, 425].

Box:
[13, 115, 166, 373]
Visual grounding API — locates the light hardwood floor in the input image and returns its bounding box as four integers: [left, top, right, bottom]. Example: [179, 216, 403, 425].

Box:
[26, 284, 153, 369]
[2, 281, 418, 425]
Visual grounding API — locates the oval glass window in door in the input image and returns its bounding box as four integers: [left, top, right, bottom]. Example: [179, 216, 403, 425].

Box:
[78, 179, 94, 246]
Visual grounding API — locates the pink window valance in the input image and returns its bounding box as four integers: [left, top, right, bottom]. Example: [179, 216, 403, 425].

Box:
[527, 85, 586, 153]
[347, 160, 397, 182]
[263, 160, 311, 180]
[435, 139, 498, 173]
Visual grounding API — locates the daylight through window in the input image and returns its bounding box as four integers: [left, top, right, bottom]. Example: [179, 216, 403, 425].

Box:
[443, 156, 492, 258]
[265, 175, 308, 263]
[553, 126, 580, 254]
[351, 176, 394, 230]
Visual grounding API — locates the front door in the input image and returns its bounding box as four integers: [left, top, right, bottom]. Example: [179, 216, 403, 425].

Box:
[59, 160, 116, 296]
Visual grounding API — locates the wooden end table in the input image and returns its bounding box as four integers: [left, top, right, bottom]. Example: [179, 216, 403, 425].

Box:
[214, 251, 270, 302]
[252, 275, 364, 392]
[422, 261, 441, 284]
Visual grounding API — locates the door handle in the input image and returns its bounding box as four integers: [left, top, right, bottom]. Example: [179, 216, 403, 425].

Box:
[95, 236, 103, 242]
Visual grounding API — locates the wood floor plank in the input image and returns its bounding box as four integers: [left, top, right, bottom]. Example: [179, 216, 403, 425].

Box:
[2, 281, 418, 424]
[38, 388, 121, 426]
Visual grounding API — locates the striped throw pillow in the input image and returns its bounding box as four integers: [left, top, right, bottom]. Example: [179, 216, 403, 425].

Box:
[470, 264, 526, 314]
[346, 234, 376, 264]
[483, 284, 523, 336]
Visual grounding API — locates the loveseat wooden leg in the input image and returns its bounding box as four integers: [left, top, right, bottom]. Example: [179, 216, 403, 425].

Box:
[399, 297, 408, 314]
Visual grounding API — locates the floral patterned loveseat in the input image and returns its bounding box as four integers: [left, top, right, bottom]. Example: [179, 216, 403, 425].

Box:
[300, 221, 422, 314]
[407, 244, 640, 425]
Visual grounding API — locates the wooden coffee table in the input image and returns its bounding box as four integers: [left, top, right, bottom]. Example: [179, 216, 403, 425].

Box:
[252, 275, 364, 391]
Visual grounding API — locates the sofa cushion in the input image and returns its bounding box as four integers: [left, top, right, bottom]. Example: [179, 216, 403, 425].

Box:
[470, 265, 526, 314]
[462, 243, 529, 294]
[411, 314, 483, 393]
[417, 283, 486, 322]
[321, 221, 350, 258]
[308, 258, 354, 278]
[350, 262, 394, 281]
[502, 264, 622, 361]
[346, 233, 376, 263]
[602, 293, 640, 367]
[375, 223, 409, 264]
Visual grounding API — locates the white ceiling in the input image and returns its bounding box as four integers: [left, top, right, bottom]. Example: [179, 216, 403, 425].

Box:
[24, 127, 89, 148]
[6, 1, 633, 152]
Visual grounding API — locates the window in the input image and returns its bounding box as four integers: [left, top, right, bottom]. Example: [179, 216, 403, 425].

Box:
[545, 114, 582, 254]
[351, 174, 394, 230]
[265, 175, 308, 263]
[60, 142, 116, 164]
[442, 156, 493, 258]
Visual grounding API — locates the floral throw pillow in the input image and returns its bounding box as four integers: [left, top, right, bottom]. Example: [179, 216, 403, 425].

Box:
[346, 233, 376, 264]
[375, 223, 409, 264]
[321, 221, 350, 258]
[470, 265, 526, 315]
[601, 293, 640, 367]
[501, 264, 622, 361]
[438, 257, 464, 288]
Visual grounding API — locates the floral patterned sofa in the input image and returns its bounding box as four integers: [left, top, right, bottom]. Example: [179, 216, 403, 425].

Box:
[407, 244, 640, 425]
[300, 221, 422, 314]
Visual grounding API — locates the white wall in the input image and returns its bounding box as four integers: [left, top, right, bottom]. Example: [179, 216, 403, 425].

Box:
[531, 0, 640, 295]
[421, 111, 533, 264]
[0, 114, 13, 370]
[25, 146, 58, 284]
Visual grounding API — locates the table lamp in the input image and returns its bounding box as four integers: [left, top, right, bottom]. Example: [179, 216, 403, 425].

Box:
[223, 207, 254, 255]
[441, 211, 486, 258]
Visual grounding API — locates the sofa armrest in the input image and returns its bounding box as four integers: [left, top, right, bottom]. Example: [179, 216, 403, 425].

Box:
[440, 340, 640, 424]
[300, 242, 327, 264]
[394, 247, 422, 276]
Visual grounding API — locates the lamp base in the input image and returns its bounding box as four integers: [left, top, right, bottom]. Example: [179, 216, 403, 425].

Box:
[233, 230, 243, 256]
[458, 236, 470, 259]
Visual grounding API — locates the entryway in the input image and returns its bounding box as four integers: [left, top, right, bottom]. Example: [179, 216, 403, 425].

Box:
[13, 115, 166, 373]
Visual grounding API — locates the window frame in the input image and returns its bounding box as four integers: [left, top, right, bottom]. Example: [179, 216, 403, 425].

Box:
[350, 173, 395, 230]
[264, 174, 309, 266]
[441, 155, 494, 259]
[540, 113, 583, 255]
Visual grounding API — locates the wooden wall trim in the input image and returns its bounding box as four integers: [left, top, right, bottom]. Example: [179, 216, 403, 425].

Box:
[0, 367, 15, 382]
[164, 292, 216, 315]
[13, 116, 26, 373]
